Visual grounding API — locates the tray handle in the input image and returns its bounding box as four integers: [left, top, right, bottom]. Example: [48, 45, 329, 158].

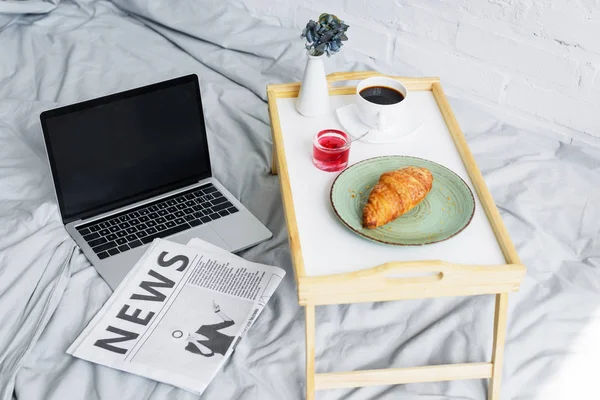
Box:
[298, 260, 526, 305]
[371, 260, 524, 286]
[374, 260, 498, 286]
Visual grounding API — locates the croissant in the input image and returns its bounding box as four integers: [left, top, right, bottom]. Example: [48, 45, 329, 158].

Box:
[363, 166, 433, 229]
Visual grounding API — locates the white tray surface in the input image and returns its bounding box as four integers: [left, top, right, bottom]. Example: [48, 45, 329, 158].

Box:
[276, 92, 506, 277]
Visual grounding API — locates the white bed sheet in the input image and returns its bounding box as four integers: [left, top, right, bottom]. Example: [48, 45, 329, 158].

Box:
[0, 1, 599, 399]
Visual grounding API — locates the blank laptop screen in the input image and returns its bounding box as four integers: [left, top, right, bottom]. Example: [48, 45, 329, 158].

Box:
[41, 76, 211, 223]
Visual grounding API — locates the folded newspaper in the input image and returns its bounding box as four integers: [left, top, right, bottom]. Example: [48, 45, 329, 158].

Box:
[67, 238, 285, 395]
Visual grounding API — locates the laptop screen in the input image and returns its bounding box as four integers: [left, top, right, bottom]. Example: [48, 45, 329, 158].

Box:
[41, 75, 212, 223]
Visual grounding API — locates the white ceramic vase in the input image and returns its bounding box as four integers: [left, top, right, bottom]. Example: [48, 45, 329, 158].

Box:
[296, 54, 330, 117]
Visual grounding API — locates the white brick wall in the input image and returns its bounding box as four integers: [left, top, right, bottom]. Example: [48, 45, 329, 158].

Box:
[456, 24, 579, 87]
[233, 0, 600, 142]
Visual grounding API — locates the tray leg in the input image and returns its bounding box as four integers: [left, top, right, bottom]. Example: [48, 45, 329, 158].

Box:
[488, 293, 508, 400]
[305, 304, 316, 400]
[271, 145, 278, 175]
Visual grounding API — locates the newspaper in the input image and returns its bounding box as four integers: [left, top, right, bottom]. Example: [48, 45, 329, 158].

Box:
[67, 238, 285, 395]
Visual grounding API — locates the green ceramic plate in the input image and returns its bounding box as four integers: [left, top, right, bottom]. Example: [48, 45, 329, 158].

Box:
[330, 156, 475, 246]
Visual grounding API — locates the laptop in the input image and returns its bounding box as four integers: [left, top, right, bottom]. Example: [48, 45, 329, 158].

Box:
[40, 74, 272, 290]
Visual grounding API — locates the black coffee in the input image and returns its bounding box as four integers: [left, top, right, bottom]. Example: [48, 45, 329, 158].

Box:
[359, 86, 404, 105]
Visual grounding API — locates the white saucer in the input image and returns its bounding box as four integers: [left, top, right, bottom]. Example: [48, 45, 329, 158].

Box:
[335, 103, 424, 144]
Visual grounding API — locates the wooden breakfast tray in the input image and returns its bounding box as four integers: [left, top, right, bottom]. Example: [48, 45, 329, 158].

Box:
[266, 71, 526, 400]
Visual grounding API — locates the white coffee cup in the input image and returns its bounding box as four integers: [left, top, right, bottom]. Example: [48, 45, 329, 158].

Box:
[355, 77, 409, 132]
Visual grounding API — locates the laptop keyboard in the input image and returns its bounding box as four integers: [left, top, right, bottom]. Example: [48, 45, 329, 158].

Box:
[76, 183, 238, 260]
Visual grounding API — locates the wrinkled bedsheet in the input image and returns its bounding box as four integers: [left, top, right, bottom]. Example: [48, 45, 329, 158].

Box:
[1, 1, 599, 399]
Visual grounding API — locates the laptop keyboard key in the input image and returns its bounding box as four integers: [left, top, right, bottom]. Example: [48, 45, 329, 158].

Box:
[129, 218, 140, 225]
[166, 199, 177, 206]
[78, 227, 91, 236]
[183, 208, 194, 215]
[90, 225, 101, 232]
[146, 227, 157, 235]
[140, 237, 154, 245]
[218, 210, 229, 217]
[156, 224, 166, 231]
[108, 248, 120, 256]
[227, 207, 238, 214]
[117, 230, 127, 237]
[97, 251, 110, 260]
[184, 214, 195, 221]
[126, 227, 137, 234]
[118, 244, 129, 252]
[148, 212, 158, 219]
[137, 223, 147, 230]
[109, 225, 120, 233]
[174, 211, 184, 217]
[146, 220, 157, 227]
[208, 213, 220, 220]
[212, 197, 228, 206]
[92, 241, 116, 253]
[185, 194, 195, 200]
[167, 206, 177, 213]
[99, 222, 110, 229]
[106, 233, 118, 241]
[165, 221, 175, 228]
[130, 212, 140, 218]
[119, 222, 130, 229]
[126, 234, 137, 241]
[175, 197, 185, 204]
[83, 232, 100, 241]
[176, 204, 187, 210]
[189, 219, 202, 227]
[116, 238, 127, 245]
[212, 202, 233, 212]
[137, 231, 148, 238]
[129, 240, 143, 248]
[175, 218, 185, 225]
[88, 237, 107, 247]
[99, 229, 110, 236]
[200, 216, 211, 223]
[119, 215, 130, 222]
[202, 185, 217, 194]
[200, 202, 211, 209]
[139, 216, 149, 222]
[156, 217, 166, 223]
[158, 209, 168, 216]
[148, 205, 158, 212]
[165, 214, 176, 221]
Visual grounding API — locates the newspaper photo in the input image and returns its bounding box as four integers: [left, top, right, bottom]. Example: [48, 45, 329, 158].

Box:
[67, 238, 285, 395]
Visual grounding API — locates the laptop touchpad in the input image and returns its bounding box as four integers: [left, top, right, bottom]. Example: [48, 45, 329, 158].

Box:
[170, 225, 233, 252]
